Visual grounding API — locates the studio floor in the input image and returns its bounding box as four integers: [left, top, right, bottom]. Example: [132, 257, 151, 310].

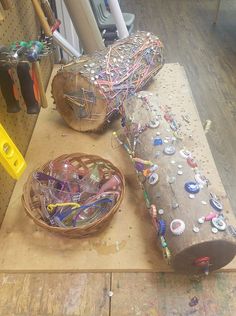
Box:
[1, 1, 236, 315]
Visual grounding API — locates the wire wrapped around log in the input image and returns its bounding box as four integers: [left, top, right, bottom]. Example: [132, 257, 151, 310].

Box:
[116, 91, 236, 274]
[51, 31, 164, 132]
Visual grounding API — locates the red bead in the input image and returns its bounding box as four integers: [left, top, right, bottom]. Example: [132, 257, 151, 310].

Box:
[187, 157, 198, 168]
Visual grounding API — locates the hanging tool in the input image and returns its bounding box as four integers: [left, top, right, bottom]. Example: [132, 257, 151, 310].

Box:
[31, 0, 52, 36]
[0, 124, 27, 179]
[0, 39, 53, 113]
[27, 40, 48, 108]
[17, 62, 40, 114]
[0, 64, 20, 113]
[12, 42, 41, 113]
[40, 0, 61, 32]
[31, 0, 81, 58]
[0, 46, 20, 113]
[0, 44, 41, 114]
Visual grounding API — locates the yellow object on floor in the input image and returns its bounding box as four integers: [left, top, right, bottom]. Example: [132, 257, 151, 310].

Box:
[0, 124, 26, 179]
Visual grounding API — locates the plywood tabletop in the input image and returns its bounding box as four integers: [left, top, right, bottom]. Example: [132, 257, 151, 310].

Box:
[0, 63, 235, 273]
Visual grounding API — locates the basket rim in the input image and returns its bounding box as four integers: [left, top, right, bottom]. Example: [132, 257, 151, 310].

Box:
[22, 153, 125, 234]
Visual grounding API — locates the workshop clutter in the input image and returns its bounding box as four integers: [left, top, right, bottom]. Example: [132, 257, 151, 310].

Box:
[22, 153, 124, 237]
[0, 39, 52, 114]
[0, 124, 26, 180]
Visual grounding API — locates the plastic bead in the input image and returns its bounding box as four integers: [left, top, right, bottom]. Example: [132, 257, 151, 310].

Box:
[163, 145, 176, 155]
[210, 198, 223, 212]
[187, 157, 198, 168]
[148, 173, 159, 185]
[149, 120, 160, 128]
[211, 227, 218, 234]
[184, 181, 200, 194]
[195, 174, 208, 187]
[153, 138, 163, 146]
[193, 226, 200, 233]
[212, 217, 226, 231]
[158, 208, 164, 215]
[205, 212, 217, 221]
[179, 149, 192, 159]
[158, 219, 166, 236]
[198, 217, 205, 224]
[170, 219, 185, 235]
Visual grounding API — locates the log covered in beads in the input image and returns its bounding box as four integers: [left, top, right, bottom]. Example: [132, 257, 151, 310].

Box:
[51, 31, 164, 132]
[119, 91, 236, 274]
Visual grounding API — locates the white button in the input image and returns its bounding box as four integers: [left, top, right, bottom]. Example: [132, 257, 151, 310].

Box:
[198, 217, 205, 224]
[193, 226, 200, 233]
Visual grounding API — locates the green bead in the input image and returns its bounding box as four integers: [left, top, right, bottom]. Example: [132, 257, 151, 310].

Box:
[19, 41, 27, 47]
[143, 190, 151, 208]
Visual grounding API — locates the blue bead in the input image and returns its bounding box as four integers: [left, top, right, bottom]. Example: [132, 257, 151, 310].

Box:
[157, 219, 166, 236]
[184, 181, 200, 194]
[209, 198, 223, 212]
[153, 138, 163, 146]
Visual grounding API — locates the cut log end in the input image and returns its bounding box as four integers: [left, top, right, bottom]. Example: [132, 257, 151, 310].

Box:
[172, 240, 236, 273]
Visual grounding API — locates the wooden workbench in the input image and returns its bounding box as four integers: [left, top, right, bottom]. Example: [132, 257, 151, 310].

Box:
[0, 63, 235, 273]
[0, 63, 236, 315]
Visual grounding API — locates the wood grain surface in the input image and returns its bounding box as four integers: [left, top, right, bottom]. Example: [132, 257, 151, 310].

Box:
[110, 272, 236, 316]
[0, 273, 110, 316]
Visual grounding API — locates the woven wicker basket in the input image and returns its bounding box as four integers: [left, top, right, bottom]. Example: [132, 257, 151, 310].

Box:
[22, 153, 125, 238]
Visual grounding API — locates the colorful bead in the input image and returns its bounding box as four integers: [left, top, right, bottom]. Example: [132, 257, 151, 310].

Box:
[212, 217, 226, 231]
[153, 138, 163, 146]
[158, 219, 166, 236]
[210, 198, 223, 212]
[184, 181, 200, 194]
[163, 145, 176, 155]
[170, 219, 185, 235]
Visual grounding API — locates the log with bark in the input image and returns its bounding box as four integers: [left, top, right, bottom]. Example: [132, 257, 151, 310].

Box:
[52, 31, 164, 132]
[116, 91, 236, 274]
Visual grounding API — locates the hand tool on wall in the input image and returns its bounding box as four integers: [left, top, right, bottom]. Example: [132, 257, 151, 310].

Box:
[27, 40, 48, 108]
[31, 0, 81, 58]
[0, 123, 27, 179]
[40, 0, 60, 32]
[0, 46, 20, 113]
[1, 39, 53, 113]
[16, 62, 40, 114]
[0, 64, 20, 113]
[0, 44, 41, 114]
